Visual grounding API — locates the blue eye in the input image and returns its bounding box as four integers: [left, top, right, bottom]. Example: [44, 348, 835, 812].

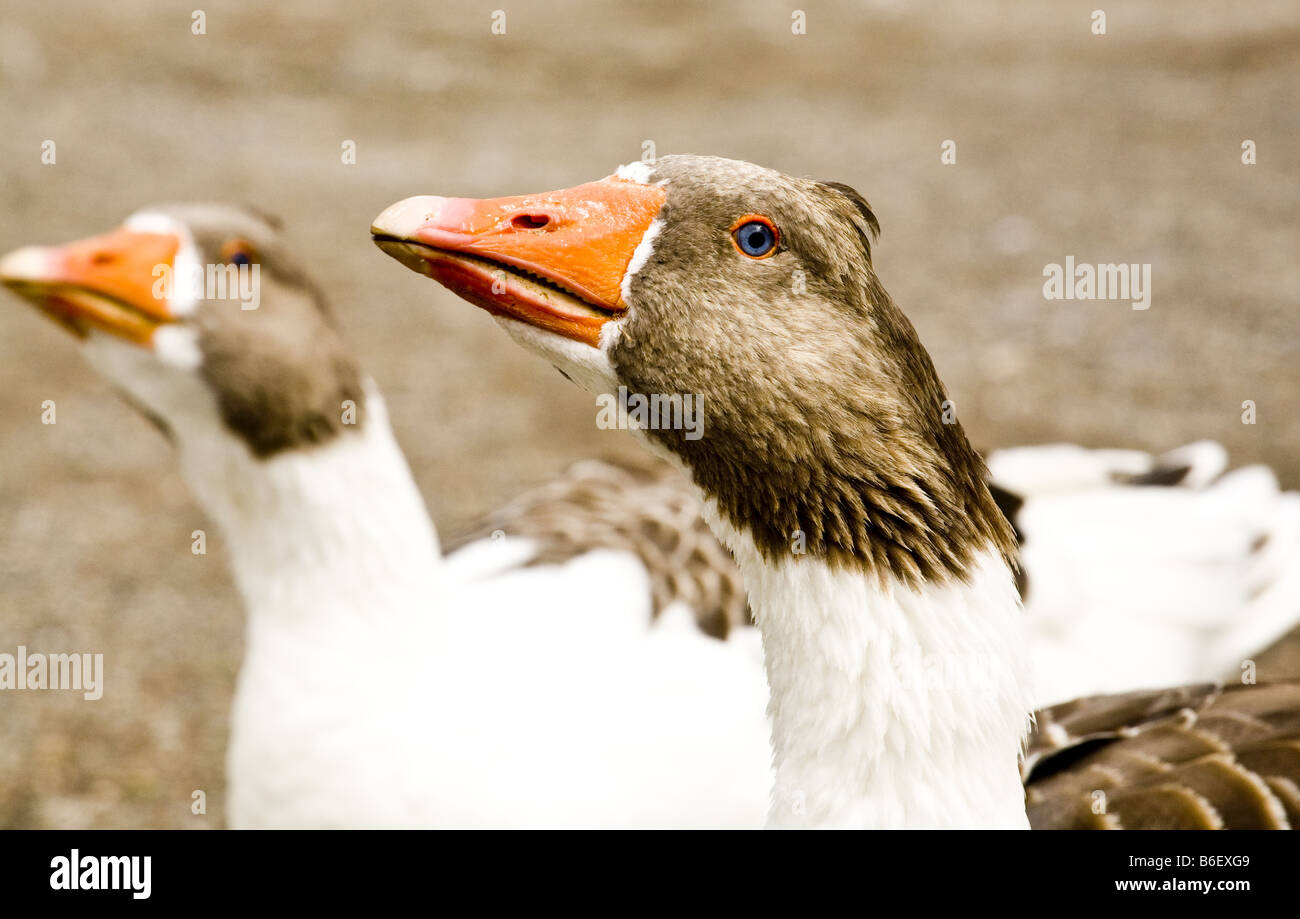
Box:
[732, 217, 778, 258]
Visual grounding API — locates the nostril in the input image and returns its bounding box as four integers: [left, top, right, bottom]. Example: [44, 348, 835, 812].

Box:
[510, 213, 551, 231]
[91, 252, 116, 265]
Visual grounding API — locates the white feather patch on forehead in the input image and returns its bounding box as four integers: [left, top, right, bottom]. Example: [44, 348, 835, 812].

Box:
[124, 209, 203, 317]
[615, 161, 658, 185]
[123, 210, 183, 235]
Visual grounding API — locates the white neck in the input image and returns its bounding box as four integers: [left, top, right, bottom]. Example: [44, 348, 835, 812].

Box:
[705, 502, 1034, 829]
[175, 391, 443, 633]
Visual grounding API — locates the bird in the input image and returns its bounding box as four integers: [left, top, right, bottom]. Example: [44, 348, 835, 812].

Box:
[372, 154, 1300, 828]
[0, 203, 774, 829]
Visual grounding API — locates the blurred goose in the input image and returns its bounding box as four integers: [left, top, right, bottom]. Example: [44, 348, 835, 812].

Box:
[374, 154, 1300, 828]
[987, 441, 1300, 703]
[0, 204, 773, 828]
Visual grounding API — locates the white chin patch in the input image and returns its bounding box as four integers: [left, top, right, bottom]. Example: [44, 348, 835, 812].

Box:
[123, 209, 203, 317]
[80, 328, 176, 408]
[492, 317, 619, 395]
[81, 326, 223, 444]
[153, 324, 203, 371]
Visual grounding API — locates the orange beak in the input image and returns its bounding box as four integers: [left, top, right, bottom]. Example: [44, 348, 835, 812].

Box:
[0, 226, 182, 345]
[371, 175, 665, 347]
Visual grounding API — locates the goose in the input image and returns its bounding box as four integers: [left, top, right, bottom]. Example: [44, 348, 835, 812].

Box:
[372, 155, 1300, 828]
[0, 204, 774, 828]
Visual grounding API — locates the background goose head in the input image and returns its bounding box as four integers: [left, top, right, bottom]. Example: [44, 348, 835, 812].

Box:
[1, 204, 365, 463]
[2, 203, 439, 639]
[374, 155, 1016, 588]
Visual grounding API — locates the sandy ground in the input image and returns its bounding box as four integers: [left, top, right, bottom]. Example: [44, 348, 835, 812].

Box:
[0, 0, 1296, 827]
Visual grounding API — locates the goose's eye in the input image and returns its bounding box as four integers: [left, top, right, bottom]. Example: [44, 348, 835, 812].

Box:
[731, 216, 779, 259]
[220, 238, 259, 267]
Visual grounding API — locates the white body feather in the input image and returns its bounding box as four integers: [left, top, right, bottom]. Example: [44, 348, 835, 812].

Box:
[704, 502, 1033, 829]
[989, 444, 1300, 704]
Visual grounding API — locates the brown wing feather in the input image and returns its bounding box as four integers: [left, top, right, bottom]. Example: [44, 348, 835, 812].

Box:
[447, 455, 751, 639]
[1025, 681, 1300, 829]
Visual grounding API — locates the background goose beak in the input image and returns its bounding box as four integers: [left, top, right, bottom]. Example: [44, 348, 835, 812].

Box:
[0, 227, 181, 345]
[372, 176, 665, 346]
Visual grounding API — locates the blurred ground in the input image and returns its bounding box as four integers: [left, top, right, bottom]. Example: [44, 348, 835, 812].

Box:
[0, 0, 1297, 827]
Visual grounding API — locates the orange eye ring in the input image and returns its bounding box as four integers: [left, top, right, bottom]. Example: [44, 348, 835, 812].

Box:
[730, 214, 780, 259]
[219, 237, 259, 266]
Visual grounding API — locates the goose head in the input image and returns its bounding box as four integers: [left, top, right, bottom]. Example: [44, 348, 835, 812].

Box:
[3, 204, 440, 630]
[373, 155, 1016, 588]
[1, 204, 366, 461]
